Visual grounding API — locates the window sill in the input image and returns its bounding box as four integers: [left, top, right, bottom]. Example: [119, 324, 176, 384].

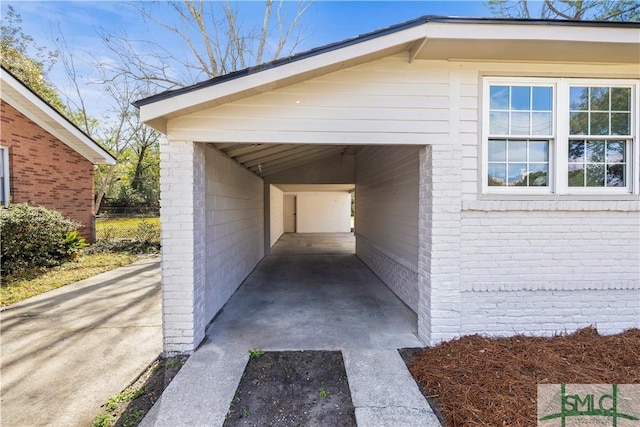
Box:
[464, 197, 640, 212]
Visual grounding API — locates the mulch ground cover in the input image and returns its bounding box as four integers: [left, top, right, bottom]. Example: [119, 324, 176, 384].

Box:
[401, 327, 640, 426]
[224, 350, 356, 427]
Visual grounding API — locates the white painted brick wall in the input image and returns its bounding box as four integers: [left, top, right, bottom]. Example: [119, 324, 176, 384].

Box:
[355, 146, 420, 265]
[355, 145, 421, 313]
[204, 146, 264, 324]
[418, 143, 463, 346]
[460, 207, 640, 289]
[356, 236, 419, 312]
[457, 205, 640, 337]
[160, 139, 207, 354]
[460, 289, 640, 336]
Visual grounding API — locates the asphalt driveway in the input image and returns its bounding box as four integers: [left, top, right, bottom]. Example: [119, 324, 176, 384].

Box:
[1, 258, 162, 427]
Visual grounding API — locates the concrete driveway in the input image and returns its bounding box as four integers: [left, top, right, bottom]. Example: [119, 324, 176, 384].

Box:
[1, 258, 162, 427]
[142, 234, 441, 426]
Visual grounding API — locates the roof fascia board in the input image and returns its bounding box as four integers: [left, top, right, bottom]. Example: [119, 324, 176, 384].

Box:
[425, 21, 639, 43]
[1, 69, 116, 165]
[139, 24, 428, 125]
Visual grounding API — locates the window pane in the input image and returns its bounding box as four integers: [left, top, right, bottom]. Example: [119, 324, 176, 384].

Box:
[508, 163, 527, 186]
[532, 87, 552, 111]
[490, 111, 509, 134]
[607, 164, 625, 187]
[508, 140, 528, 162]
[611, 113, 630, 135]
[488, 140, 506, 161]
[586, 141, 605, 162]
[606, 141, 625, 163]
[529, 163, 548, 186]
[570, 87, 588, 111]
[590, 87, 610, 111]
[589, 112, 609, 135]
[568, 140, 585, 163]
[490, 86, 509, 110]
[568, 164, 585, 187]
[510, 112, 530, 134]
[569, 112, 588, 135]
[511, 86, 530, 110]
[586, 164, 605, 187]
[529, 140, 549, 162]
[488, 164, 506, 186]
[532, 112, 552, 135]
[611, 87, 631, 111]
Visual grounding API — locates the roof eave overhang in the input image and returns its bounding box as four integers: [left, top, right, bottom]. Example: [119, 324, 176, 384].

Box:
[0, 68, 116, 165]
[138, 21, 640, 134]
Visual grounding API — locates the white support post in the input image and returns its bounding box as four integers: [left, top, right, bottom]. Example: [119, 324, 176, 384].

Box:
[159, 138, 207, 354]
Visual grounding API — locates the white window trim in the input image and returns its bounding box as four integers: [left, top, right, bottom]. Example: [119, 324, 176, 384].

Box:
[481, 77, 639, 196]
[0, 146, 9, 207]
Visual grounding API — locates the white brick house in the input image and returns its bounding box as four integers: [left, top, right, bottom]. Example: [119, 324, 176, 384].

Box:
[135, 17, 640, 354]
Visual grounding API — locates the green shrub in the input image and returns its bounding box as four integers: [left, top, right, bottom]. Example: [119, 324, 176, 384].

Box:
[0, 204, 86, 274]
[85, 239, 160, 255]
[136, 218, 160, 243]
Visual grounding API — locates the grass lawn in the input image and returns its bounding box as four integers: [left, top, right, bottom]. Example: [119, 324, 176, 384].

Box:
[96, 217, 160, 240]
[1, 253, 139, 306]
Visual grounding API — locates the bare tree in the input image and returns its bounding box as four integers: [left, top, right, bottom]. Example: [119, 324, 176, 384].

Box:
[98, 0, 313, 91]
[55, 35, 161, 214]
[486, 0, 639, 21]
[49, 0, 312, 214]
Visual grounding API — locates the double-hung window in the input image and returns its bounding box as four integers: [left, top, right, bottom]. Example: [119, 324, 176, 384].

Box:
[567, 85, 631, 189]
[483, 77, 638, 195]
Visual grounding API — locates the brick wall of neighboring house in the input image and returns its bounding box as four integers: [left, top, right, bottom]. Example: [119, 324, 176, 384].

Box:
[1, 100, 96, 241]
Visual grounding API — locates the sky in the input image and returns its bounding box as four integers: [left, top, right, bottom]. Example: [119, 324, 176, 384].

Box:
[2, 1, 495, 119]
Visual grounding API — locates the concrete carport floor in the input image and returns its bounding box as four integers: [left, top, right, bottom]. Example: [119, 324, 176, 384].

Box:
[141, 234, 442, 427]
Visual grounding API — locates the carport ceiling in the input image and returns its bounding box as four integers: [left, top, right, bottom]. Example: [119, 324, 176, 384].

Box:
[213, 143, 354, 178]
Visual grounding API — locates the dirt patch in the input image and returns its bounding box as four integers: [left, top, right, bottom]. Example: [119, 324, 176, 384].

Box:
[92, 355, 188, 427]
[224, 350, 356, 427]
[400, 327, 640, 426]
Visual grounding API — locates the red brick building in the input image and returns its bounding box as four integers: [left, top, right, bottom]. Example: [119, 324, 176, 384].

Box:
[0, 67, 115, 241]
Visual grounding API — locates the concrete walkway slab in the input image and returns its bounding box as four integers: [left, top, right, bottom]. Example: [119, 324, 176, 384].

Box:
[143, 234, 440, 426]
[343, 349, 441, 427]
[1, 258, 162, 427]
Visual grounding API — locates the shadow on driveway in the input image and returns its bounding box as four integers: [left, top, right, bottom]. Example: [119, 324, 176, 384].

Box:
[1, 258, 162, 427]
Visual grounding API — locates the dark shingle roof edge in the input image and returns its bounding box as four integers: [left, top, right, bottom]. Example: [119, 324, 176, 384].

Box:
[133, 15, 640, 108]
[1, 65, 116, 163]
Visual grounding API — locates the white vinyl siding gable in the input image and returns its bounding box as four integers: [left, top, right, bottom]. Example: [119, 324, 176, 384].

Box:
[166, 55, 450, 145]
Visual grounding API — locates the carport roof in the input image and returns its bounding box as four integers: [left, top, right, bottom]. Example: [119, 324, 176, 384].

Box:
[134, 15, 640, 133]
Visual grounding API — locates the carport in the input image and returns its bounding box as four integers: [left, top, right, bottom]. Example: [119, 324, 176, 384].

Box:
[135, 17, 464, 355]
[206, 233, 422, 350]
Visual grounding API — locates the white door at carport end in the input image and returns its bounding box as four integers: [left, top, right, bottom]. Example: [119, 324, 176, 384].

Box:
[284, 195, 296, 233]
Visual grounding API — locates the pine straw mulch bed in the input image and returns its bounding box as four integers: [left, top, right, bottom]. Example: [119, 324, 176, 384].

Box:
[401, 327, 640, 426]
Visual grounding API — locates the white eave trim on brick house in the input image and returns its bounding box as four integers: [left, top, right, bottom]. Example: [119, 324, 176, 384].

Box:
[136, 18, 640, 134]
[0, 68, 116, 165]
